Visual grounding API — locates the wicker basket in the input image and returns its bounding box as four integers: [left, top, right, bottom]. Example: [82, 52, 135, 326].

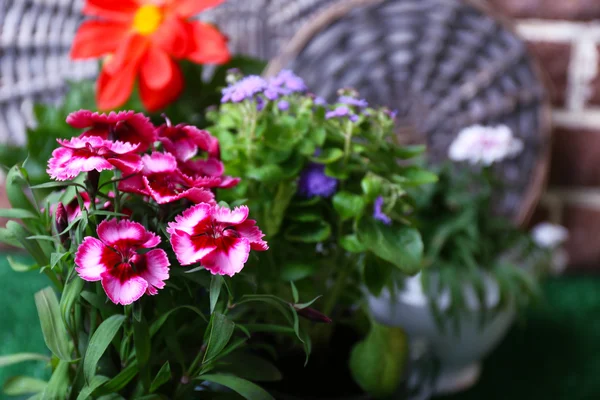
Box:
[261, 0, 551, 224]
[0, 0, 550, 224]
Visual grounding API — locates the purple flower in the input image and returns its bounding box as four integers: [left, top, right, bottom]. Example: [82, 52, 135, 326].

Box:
[373, 196, 392, 225]
[314, 96, 327, 106]
[325, 106, 358, 122]
[339, 96, 368, 108]
[278, 100, 290, 111]
[221, 76, 267, 103]
[297, 164, 338, 198]
[271, 70, 307, 94]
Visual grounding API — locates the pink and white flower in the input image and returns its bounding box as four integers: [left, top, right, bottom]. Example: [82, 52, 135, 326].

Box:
[448, 125, 523, 166]
[157, 123, 220, 162]
[118, 151, 215, 204]
[168, 203, 268, 276]
[47, 136, 142, 181]
[74, 219, 170, 305]
[67, 110, 157, 151]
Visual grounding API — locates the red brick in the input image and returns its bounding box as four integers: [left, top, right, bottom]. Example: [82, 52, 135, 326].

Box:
[526, 41, 570, 107]
[549, 127, 600, 186]
[562, 204, 600, 269]
[488, 0, 600, 21]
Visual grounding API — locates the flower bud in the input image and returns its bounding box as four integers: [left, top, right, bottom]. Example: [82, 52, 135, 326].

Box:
[295, 306, 332, 324]
[54, 202, 69, 245]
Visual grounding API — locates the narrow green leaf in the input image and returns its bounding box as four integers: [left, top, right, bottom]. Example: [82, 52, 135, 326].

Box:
[0, 353, 49, 368]
[284, 221, 331, 243]
[84, 315, 125, 383]
[80, 291, 119, 314]
[149, 305, 207, 337]
[5, 165, 38, 214]
[3, 376, 47, 395]
[8, 222, 48, 268]
[280, 262, 317, 282]
[196, 374, 275, 400]
[61, 277, 84, 330]
[43, 360, 70, 399]
[339, 234, 367, 253]
[290, 281, 299, 304]
[77, 376, 109, 400]
[210, 275, 223, 314]
[0, 227, 23, 248]
[30, 180, 80, 190]
[219, 353, 282, 382]
[203, 313, 235, 364]
[150, 361, 171, 393]
[96, 361, 138, 395]
[6, 256, 38, 272]
[0, 208, 37, 219]
[293, 295, 322, 310]
[310, 148, 344, 164]
[34, 287, 72, 361]
[133, 315, 152, 391]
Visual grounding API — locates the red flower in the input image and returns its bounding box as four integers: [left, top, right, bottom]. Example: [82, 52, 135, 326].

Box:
[70, 0, 230, 112]
[157, 123, 220, 161]
[67, 110, 156, 151]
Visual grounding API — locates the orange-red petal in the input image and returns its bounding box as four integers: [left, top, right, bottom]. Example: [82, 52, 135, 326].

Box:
[186, 22, 230, 65]
[139, 60, 183, 112]
[83, 0, 139, 21]
[169, 0, 224, 18]
[70, 20, 130, 59]
[152, 16, 191, 59]
[96, 63, 138, 111]
[140, 46, 173, 90]
[104, 34, 149, 76]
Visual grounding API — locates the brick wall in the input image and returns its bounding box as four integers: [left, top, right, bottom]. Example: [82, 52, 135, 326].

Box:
[489, 0, 600, 270]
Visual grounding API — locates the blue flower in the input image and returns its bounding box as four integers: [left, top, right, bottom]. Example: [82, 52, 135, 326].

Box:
[221, 76, 267, 103]
[297, 163, 338, 198]
[338, 95, 368, 108]
[373, 196, 392, 225]
[326, 106, 359, 122]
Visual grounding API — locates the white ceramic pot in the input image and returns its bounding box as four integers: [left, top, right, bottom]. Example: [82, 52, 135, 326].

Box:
[367, 272, 515, 395]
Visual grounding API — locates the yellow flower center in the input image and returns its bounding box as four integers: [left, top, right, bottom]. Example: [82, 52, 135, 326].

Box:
[133, 4, 163, 35]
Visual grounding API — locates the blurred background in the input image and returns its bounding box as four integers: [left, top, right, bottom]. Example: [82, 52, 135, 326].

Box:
[2, 0, 600, 399]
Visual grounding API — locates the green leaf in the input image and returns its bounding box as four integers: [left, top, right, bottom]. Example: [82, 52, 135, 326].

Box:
[77, 376, 109, 400]
[393, 167, 438, 186]
[149, 305, 207, 337]
[0, 353, 49, 368]
[0, 227, 23, 248]
[196, 374, 275, 400]
[310, 148, 344, 164]
[264, 180, 297, 237]
[0, 208, 37, 219]
[50, 252, 68, 270]
[8, 222, 48, 268]
[133, 315, 152, 390]
[5, 165, 38, 214]
[357, 218, 423, 274]
[349, 322, 408, 398]
[210, 275, 223, 314]
[203, 313, 235, 363]
[290, 281, 299, 303]
[361, 174, 383, 201]
[97, 361, 138, 395]
[280, 262, 317, 282]
[332, 191, 365, 220]
[393, 144, 426, 159]
[150, 361, 171, 393]
[7, 256, 38, 272]
[339, 234, 367, 253]
[247, 164, 285, 185]
[284, 221, 331, 243]
[3, 376, 47, 396]
[30, 180, 80, 190]
[219, 353, 282, 382]
[34, 287, 73, 361]
[84, 315, 125, 383]
[363, 253, 394, 296]
[80, 291, 119, 314]
[43, 360, 70, 399]
[59, 276, 82, 331]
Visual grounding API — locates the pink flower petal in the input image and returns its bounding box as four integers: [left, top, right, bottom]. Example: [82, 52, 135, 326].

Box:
[167, 203, 212, 236]
[183, 188, 215, 204]
[201, 236, 250, 277]
[107, 140, 141, 155]
[170, 232, 217, 265]
[136, 249, 170, 294]
[217, 176, 241, 189]
[235, 219, 269, 251]
[118, 174, 148, 195]
[101, 267, 148, 305]
[141, 231, 161, 248]
[180, 158, 224, 177]
[142, 152, 178, 174]
[108, 153, 143, 175]
[97, 219, 147, 247]
[212, 205, 248, 225]
[74, 237, 113, 281]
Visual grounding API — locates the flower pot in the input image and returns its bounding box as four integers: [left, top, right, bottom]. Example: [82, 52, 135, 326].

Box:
[367, 273, 515, 395]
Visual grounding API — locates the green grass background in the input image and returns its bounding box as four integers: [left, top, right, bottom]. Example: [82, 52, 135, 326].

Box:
[1, 252, 600, 399]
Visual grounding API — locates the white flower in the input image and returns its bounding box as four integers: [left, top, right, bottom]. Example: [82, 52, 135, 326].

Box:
[448, 125, 524, 165]
[531, 222, 569, 249]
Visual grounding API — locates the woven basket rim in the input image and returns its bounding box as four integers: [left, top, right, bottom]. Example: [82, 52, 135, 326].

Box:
[264, 0, 552, 226]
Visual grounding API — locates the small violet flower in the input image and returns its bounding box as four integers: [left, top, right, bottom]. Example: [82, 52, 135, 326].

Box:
[75, 220, 170, 305]
[267, 69, 307, 99]
[373, 196, 392, 225]
[338, 95, 368, 108]
[325, 106, 358, 122]
[448, 125, 523, 166]
[531, 222, 569, 249]
[168, 203, 268, 276]
[314, 96, 327, 106]
[297, 163, 338, 198]
[221, 75, 267, 103]
[278, 100, 290, 111]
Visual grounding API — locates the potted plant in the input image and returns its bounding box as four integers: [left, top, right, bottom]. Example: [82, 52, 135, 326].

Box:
[367, 124, 568, 395]
[205, 70, 439, 398]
